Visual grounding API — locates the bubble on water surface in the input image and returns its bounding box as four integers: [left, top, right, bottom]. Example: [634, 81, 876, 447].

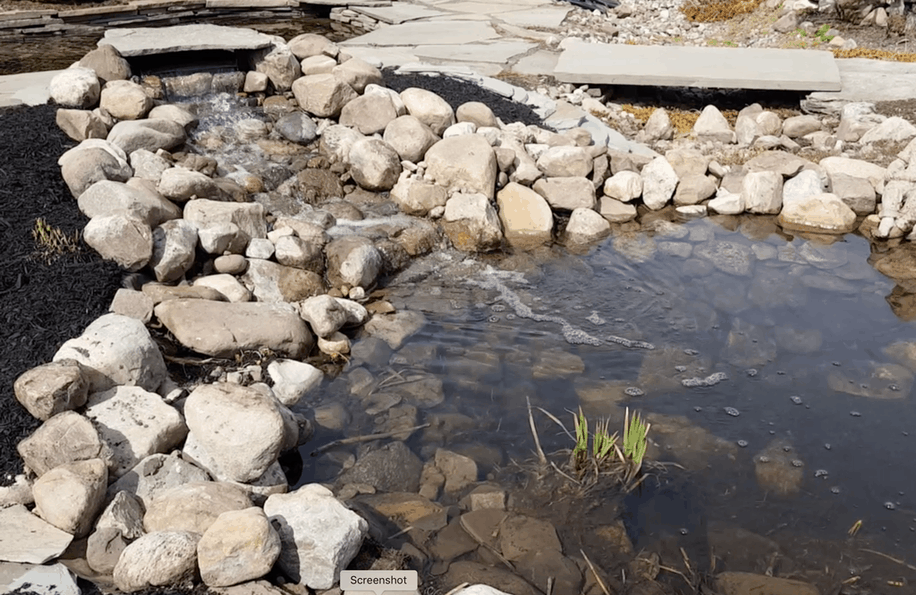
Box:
[850, 411, 861, 417]
[885, 502, 897, 510]
[679, 528, 689, 535]
[683, 349, 699, 356]
[746, 368, 758, 377]
[506, 313, 516, 320]
[491, 304, 506, 312]
[682, 372, 728, 388]
[488, 315, 500, 323]
[824, 443, 832, 450]
[758, 455, 770, 463]
[625, 387, 645, 397]
[724, 407, 740, 417]
[814, 469, 828, 478]
[832, 361, 841, 366]
[890, 384, 900, 392]
[831, 486, 841, 494]
[675, 365, 687, 373]
[587, 311, 606, 325]
[790, 395, 803, 405]
[737, 440, 748, 448]
[791, 460, 804, 467]
[783, 446, 792, 452]
[694, 406, 702, 412]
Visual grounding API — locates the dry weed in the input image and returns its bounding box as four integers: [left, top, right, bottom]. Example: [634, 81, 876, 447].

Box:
[832, 48, 916, 62]
[620, 105, 740, 134]
[681, 0, 764, 23]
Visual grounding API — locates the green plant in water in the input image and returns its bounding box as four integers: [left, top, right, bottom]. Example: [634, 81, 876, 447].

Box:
[592, 417, 618, 464]
[622, 407, 650, 475]
[32, 218, 80, 263]
[572, 407, 589, 470]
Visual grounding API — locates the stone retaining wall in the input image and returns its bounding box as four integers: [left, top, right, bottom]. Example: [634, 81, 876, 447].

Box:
[0, 0, 390, 37]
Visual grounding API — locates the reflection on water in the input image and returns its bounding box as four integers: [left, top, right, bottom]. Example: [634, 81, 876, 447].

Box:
[307, 214, 916, 561]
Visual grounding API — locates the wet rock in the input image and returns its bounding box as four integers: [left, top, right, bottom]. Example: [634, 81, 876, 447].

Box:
[641, 155, 678, 210]
[884, 340, 916, 372]
[754, 440, 803, 497]
[0, 504, 74, 564]
[338, 441, 423, 493]
[291, 73, 357, 119]
[778, 193, 857, 234]
[264, 484, 368, 589]
[516, 549, 583, 595]
[267, 359, 323, 407]
[442, 561, 540, 595]
[33, 458, 107, 537]
[14, 360, 88, 422]
[694, 240, 753, 277]
[183, 383, 290, 483]
[426, 135, 498, 199]
[723, 319, 777, 368]
[829, 172, 876, 215]
[198, 507, 281, 588]
[242, 259, 325, 302]
[434, 448, 478, 494]
[85, 386, 187, 478]
[107, 118, 186, 155]
[87, 526, 129, 574]
[50, 67, 100, 109]
[716, 571, 819, 595]
[565, 207, 612, 243]
[114, 530, 199, 593]
[155, 300, 314, 359]
[442, 192, 504, 252]
[383, 115, 439, 163]
[390, 176, 448, 216]
[498, 515, 562, 561]
[143, 481, 252, 535]
[645, 412, 736, 470]
[325, 235, 383, 289]
[496, 182, 554, 249]
[774, 326, 822, 353]
[429, 517, 479, 560]
[532, 348, 585, 379]
[53, 313, 166, 393]
[400, 87, 455, 135]
[395, 375, 445, 409]
[364, 310, 427, 350]
[275, 112, 318, 144]
[252, 40, 300, 93]
[827, 360, 913, 399]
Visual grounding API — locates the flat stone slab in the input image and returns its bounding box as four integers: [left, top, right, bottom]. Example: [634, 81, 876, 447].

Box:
[98, 24, 274, 57]
[497, 6, 572, 28]
[554, 40, 842, 91]
[342, 46, 420, 67]
[414, 40, 538, 64]
[341, 20, 499, 46]
[352, 2, 450, 23]
[804, 58, 916, 114]
[0, 504, 73, 564]
[510, 49, 560, 76]
[0, 69, 60, 107]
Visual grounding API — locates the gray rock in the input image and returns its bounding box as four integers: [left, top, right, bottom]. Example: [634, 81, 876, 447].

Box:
[754, 440, 804, 496]
[13, 360, 88, 422]
[694, 241, 754, 277]
[17, 411, 109, 478]
[107, 119, 186, 156]
[532, 176, 596, 211]
[348, 138, 401, 191]
[147, 104, 198, 130]
[390, 176, 448, 216]
[637, 107, 674, 142]
[565, 207, 612, 243]
[49, 67, 100, 109]
[79, 44, 130, 84]
[155, 299, 314, 358]
[383, 115, 439, 163]
[741, 170, 783, 214]
[777, 192, 857, 234]
[291, 73, 357, 119]
[240, 259, 325, 302]
[603, 170, 642, 202]
[107, 453, 211, 508]
[425, 135, 498, 199]
[150, 219, 197, 283]
[267, 359, 323, 406]
[724, 318, 777, 368]
[707, 190, 745, 215]
[83, 214, 153, 271]
[325, 236, 383, 289]
[782, 169, 824, 206]
[59, 145, 133, 198]
[56, 108, 108, 142]
[0, 504, 74, 564]
[442, 192, 503, 252]
[339, 441, 423, 492]
[297, 294, 350, 338]
[143, 481, 252, 535]
[363, 310, 427, 350]
[340, 93, 398, 136]
[53, 313, 166, 393]
[674, 174, 717, 206]
[100, 80, 152, 120]
[693, 104, 735, 143]
[183, 384, 289, 483]
[829, 172, 876, 215]
[113, 531, 199, 593]
[641, 156, 679, 210]
[536, 146, 592, 178]
[84, 386, 187, 478]
[275, 112, 318, 144]
[332, 57, 382, 95]
[400, 87, 455, 136]
[435, 449, 478, 494]
[496, 182, 554, 248]
[33, 458, 107, 537]
[859, 116, 916, 144]
[288, 33, 339, 60]
[87, 527, 128, 574]
[263, 484, 368, 589]
[96, 491, 145, 539]
[198, 507, 281, 588]
[252, 40, 301, 93]
[77, 180, 177, 227]
[782, 114, 822, 138]
[819, 156, 885, 192]
[498, 515, 562, 562]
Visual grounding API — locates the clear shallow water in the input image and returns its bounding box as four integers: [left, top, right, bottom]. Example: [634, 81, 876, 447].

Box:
[304, 215, 916, 560]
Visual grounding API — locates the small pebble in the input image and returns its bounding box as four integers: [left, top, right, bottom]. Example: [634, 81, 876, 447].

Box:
[832, 361, 842, 366]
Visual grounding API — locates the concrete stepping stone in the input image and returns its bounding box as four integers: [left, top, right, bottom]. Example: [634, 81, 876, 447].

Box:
[497, 6, 572, 28]
[555, 40, 842, 91]
[804, 58, 916, 114]
[98, 24, 273, 57]
[341, 20, 499, 46]
[413, 40, 538, 65]
[0, 504, 73, 564]
[350, 3, 450, 24]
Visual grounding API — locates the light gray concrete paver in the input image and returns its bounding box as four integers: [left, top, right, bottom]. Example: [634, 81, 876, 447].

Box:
[413, 40, 538, 64]
[432, 1, 520, 14]
[340, 19, 499, 46]
[0, 69, 60, 107]
[554, 39, 842, 91]
[510, 49, 560, 76]
[803, 58, 916, 114]
[496, 6, 571, 28]
[351, 3, 450, 24]
[98, 23, 273, 56]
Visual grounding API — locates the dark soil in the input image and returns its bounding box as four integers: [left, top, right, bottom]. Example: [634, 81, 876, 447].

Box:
[0, 103, 122, 486]
[383, 69, 545, 128]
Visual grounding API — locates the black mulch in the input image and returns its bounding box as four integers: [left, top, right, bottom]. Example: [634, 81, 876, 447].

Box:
[382, 69, 545, 127]
[0, 103, 123, 486]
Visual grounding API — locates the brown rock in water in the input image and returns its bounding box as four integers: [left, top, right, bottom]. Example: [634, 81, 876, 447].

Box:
[753, 440, 804, 497]
[716, 571, 820, 595]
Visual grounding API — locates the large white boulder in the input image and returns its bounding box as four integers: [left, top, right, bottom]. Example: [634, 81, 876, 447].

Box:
[741, 170, 784, 214]
[641, 156, 679, 210]
[53, 313, 167, 393]
[425, 135, 498, 199]
[496, 182, 554, 249]
[49, 67, 100, 109]
[197, 507, 281, 588]
[113, 531, 199, 593]
[777, 192, 857, 234]
[263, 484, 368, 589]
[442, 192, 503, 252]
[400, 87, 455, 135]
[100, 80, 152, 120]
